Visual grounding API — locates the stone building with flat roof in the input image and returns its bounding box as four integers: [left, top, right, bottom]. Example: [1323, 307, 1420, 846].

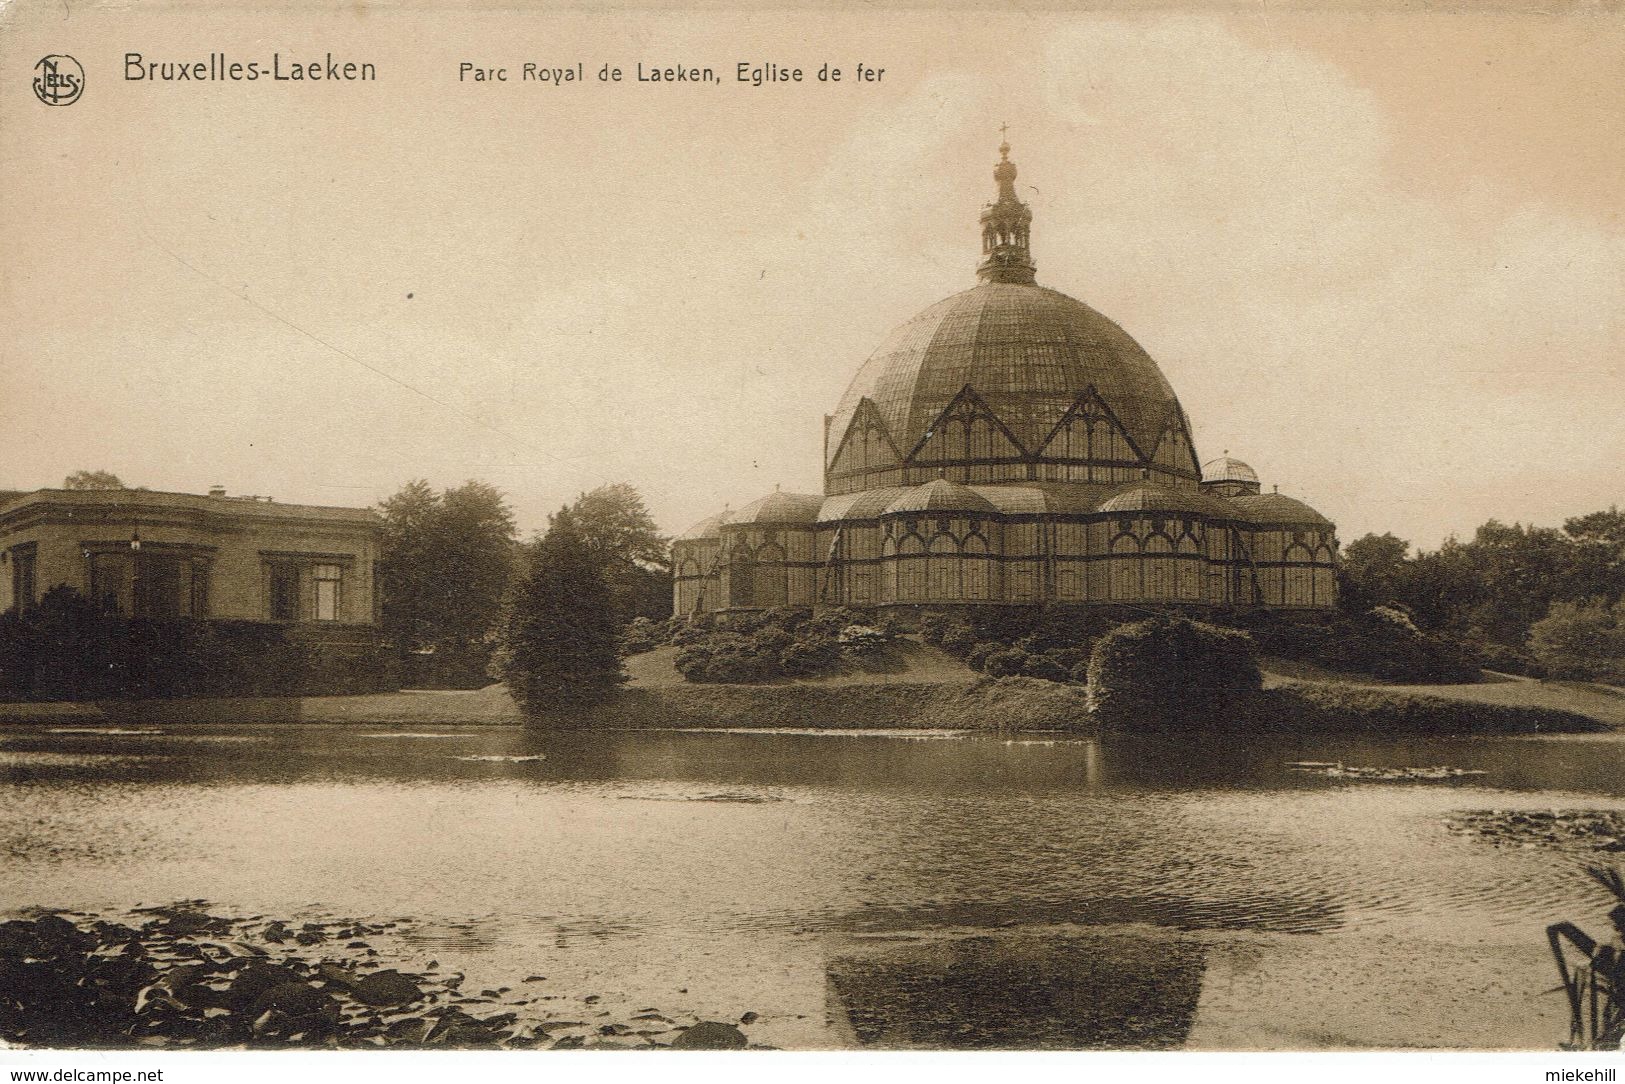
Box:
[0, 485, 384, 675]
[673, 141, 1338, 615]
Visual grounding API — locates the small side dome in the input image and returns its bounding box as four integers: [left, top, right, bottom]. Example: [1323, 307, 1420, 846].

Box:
[676, 511, 730, 541]
[1201, 455, 1258, 486]
[727, 489, 824, 526]
[883, 477, 998, 516]
[1229, 492, 1333, 527]
[818, 487, 913, 522]
[1099, 482, 1233, 518]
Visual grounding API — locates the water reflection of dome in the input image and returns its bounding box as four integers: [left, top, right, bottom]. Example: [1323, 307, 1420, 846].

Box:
[673, 138, 1337, 614]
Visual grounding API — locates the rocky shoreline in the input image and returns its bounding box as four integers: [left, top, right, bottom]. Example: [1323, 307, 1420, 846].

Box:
[0, 903, 754, 1050]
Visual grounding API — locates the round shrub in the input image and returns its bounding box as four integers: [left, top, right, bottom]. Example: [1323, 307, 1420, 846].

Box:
[983, 648, 1028, 679]
[837, 624, 891, 655]
[965, 641, 1002, 673]
[1086, 616, 1262, 729]
[780, 634, 840, 676]
[671, 615, 718, 647]
[939, 624, 979, 657]
[621, 616, 664, 655]
[1020, 653, 1072, 683]
[917, 612, 954, 646]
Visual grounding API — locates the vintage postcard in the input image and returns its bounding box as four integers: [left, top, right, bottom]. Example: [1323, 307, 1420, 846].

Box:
[2, 1, 1623, 1078]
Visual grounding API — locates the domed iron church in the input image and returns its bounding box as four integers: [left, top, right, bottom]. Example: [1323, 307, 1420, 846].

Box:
[673, 141, 1337, 615]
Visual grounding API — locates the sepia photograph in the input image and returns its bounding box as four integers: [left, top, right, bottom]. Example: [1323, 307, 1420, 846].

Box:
[2, 0, 1623, 1075]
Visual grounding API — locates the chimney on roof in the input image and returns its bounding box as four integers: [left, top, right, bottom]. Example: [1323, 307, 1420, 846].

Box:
[207, 485, 227, 498]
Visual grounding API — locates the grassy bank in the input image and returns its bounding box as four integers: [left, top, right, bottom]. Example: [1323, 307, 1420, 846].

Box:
[1246, 681, 1609, 736]
[0, 652, 1615, 736]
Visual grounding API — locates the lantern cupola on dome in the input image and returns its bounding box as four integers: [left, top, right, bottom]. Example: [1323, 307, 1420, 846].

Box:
[977, 130, 1036, 285]
[1200, 452, 1263, 498]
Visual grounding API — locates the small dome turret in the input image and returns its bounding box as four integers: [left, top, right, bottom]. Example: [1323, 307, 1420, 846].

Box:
[1200, 453, 1262, 497]
[1201, 455, 1258, 486]
[677, 510, 731, 541]
[883, 477, 998, 516]
[726, 489, 824, 526]
[1228, 491, 1332, 527]
[1099, 482, 1234, 518]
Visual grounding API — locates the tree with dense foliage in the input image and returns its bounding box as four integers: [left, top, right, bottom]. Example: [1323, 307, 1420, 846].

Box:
[1336, 509, 1625, 652]
[377, 479, 517, 685]
[1564, 507, 1625, 549]
[494, 507, 626, 717]
[1337, 532, 1411, 611]
[61, 470, 125, 490]
[566, 483, 672, 623]
[1529, 599, 1625, 682]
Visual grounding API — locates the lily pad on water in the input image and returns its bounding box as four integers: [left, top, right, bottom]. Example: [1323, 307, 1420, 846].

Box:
[1445, 809, 1625, 852]
[452, 755, 547, 763]
[1287, 762, 1487, 782]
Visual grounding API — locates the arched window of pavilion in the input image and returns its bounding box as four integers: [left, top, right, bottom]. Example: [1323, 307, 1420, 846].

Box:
[881, 535, 899, 601]
[1283, 542, 1315, 607]
[1172, 524, 1203, 600]
[962, 532, 992, 600]
[1108, 532, 1141, 600]
[753, 542, 788, 609]
[928, 533, 958, 600]
[728, 552, 755, 609]
[1144, 533, 1176, 599]
[898, 533, 927, 601]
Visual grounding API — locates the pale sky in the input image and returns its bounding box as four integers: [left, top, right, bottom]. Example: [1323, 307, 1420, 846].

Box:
[3, 4, 1621, 551]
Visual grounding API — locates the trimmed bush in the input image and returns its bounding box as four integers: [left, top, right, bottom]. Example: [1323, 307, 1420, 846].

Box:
[965, 641, 1002, 673]
[983, 648, 1027, 679]
[621, 616, 672, 656]
[1020, 653, 1071, 683]
[780, 633, 841, 676]
[672, 612, 894, 683]
[1087, 616, 1261, 729]
[939, 624, 980, 657]
[0, 587, 389, 701]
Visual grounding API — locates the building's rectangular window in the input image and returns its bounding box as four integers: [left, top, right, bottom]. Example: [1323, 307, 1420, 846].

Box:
[189, 561, 211, 618]
[10, 546, 36, 612]
[269, 564, 300, 621]
[89, 552, 131, 613]
[136, 555, 183, 618]
[314, 564, 342, 622]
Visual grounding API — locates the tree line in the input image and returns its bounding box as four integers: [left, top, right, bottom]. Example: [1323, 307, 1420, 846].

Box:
[1339, 508, 1625, 680]
[376, 480, 668, 712]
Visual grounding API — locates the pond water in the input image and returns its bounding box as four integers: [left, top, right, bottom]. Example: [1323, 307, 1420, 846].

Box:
[3, 723, 1624, 1050]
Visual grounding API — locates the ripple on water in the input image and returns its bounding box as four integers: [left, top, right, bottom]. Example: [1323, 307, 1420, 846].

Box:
[453, 755, 547, 763]
[0, 752, 170, 767]
[44, 728, 164, 736]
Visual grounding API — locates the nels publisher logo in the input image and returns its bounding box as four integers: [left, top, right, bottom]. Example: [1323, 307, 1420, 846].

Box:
[33, 54, 85, 106]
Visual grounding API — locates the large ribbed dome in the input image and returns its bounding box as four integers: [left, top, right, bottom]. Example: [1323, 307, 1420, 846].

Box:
[823, 141, 1196, 499]
[670, 137, 1341, 620]
[828, 282, 1183, 465]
